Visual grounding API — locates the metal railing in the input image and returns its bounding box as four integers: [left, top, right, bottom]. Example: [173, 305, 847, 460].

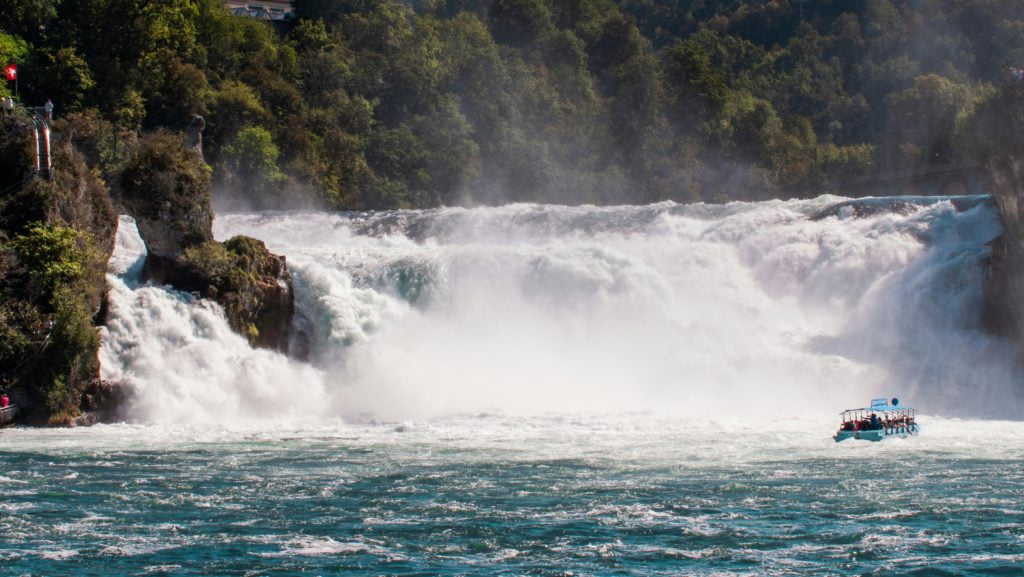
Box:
[2, 103, 53, 180]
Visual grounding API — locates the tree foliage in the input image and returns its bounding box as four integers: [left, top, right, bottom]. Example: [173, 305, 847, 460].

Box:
[5, 0, 1023, 206]
[10, 223, 85, 301]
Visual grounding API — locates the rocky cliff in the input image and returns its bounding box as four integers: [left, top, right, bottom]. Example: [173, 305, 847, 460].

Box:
[119, 131, 294, 353]
[983, 157, 1024, 349]
[0, 117, 117, 424]
[1, 120, 296, 425]
[973, 84, 1024, 353]
[962, 79, 1024, 352]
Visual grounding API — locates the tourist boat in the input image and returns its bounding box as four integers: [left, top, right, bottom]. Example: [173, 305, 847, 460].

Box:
[0, 403, 18, 427]
[833, 398, 919, 442]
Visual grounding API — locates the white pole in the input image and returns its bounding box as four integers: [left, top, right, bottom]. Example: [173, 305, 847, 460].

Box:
[43, 123, 51, 177]
[32, 117, 41, 174]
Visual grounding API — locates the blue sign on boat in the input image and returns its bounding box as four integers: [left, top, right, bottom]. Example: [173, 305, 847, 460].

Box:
[871, 398, 889, 410]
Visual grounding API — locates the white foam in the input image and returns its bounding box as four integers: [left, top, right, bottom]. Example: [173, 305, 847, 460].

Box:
[218, 199, 1016, 420]
[97, 197, 1022, 424]
[257, 536, 386, 557]
[38, 549, 79, 560]
[107, 215, 148, 282]
[100, 218, 331, 425]
[3, 413, 1023, 466]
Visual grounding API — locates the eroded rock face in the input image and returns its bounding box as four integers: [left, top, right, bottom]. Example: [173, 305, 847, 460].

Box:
[962, 84, 1024, 356]
[186, 114, 206, 162]
[119, 131, 213, 259]
[983, 157, 1024, 350]
[78, 379, 134, 424]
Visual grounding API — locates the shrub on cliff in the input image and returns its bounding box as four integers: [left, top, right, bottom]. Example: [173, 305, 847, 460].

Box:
[3, 148, 117, 309]
[38, 287, 100, 422]
[10, 222, 86, 302]
[119, 131, 213, 258]
[55, 110, 139, 182]
[0, 118, 117, 423]
[1, 222, 104, 423]
[0, 116, 35, 194]
[178, 240, 235, 287]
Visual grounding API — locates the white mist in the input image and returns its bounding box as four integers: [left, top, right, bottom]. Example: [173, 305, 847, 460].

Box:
[99, 197, 1020, 424]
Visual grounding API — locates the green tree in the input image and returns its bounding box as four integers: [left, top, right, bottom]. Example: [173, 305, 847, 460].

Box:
[202, 81, 268, 162]
[0, 0, 57, 45]
[887, 74, 972, 165]
[220, 125, 286, 205]
[862, 0, 905, 60]
[26, 46, 96, 112]
[10, 223, 85, 303]
[723, 92, 783, 165]
[663, 32, 728, 133]
[0, 32, 31, 99]
[137, 49, 209, 127]
[292, 0, 369, 23]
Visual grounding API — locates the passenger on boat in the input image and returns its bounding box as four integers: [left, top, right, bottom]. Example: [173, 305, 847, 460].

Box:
[869, 413, 880, 430]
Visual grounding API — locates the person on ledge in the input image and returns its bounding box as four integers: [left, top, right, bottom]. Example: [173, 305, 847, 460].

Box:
[44, 98, 54, 122]
[1, 392, 9, 408]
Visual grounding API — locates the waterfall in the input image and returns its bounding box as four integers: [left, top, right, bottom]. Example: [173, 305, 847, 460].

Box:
[99, 196, 1021, 423]
[99, 216, 330, 425]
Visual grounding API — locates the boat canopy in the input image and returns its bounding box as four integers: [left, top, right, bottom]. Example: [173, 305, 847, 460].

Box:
[839, 397, 911, 414]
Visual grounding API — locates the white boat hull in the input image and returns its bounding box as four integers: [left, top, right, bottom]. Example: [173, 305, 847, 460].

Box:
[834, 424, 919, 442]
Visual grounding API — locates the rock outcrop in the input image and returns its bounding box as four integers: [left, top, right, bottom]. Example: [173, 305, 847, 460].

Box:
[983, 157, 1024, 349]
[164, 236, 294, 351]
[119, 131, 294, 353]
[1, 118, 295, 425]
[970, 83, 1024, 353]
[119, 130, 214, 258]
[186, 114, 206, 161]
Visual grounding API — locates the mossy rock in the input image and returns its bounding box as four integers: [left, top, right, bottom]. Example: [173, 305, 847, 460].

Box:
[163, 236, 293, 352]
[119, 130, 213, 258]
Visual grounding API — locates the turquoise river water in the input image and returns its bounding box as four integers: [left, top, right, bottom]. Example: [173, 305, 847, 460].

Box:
[4, 198, 1024, 575]
[3, 416, 1024, 576]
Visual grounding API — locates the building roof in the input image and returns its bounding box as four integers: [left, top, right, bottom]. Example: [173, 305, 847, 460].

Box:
[226, 1, 293, 21]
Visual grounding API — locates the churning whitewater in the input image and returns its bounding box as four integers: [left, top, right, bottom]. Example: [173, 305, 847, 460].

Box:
[9, 196, 1024, 577]
[99, 195, 1019, 423]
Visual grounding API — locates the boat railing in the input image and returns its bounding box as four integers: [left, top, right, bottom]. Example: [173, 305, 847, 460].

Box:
[0, 404, 19, 426]
[838, 406, 916, 431]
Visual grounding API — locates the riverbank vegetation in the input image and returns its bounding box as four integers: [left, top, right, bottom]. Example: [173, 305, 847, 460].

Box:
[4, 0, 1024, 420]
[3, 0, 1023, 209]
[0, 127, 116, 423]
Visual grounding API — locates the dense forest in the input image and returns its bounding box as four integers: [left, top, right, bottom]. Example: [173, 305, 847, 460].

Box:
[3, 0, 1023, 208]
[5, 0, 1024, 421]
